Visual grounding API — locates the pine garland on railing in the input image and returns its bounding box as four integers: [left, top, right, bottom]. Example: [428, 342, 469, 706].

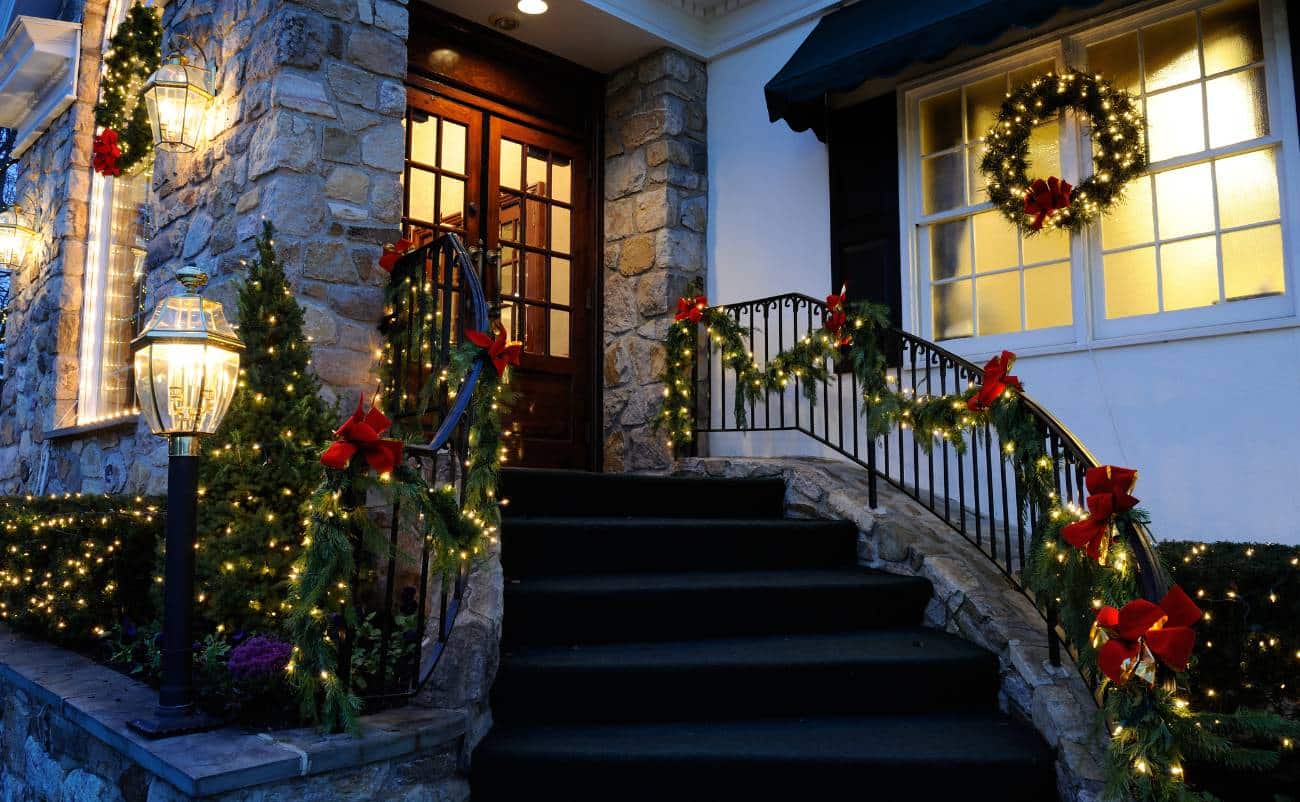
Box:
[658, 289, 1299, 799]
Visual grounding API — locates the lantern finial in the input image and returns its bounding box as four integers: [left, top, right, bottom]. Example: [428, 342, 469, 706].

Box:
[176, 265, 208, 293]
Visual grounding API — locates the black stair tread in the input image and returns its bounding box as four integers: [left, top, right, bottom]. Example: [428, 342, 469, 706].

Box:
[506, 566, 926, 595]
[501, 628, 994, 672]
[500, 468, 787, 519]
[474, 713, 1054, 766]
[504, 515, 846, 528]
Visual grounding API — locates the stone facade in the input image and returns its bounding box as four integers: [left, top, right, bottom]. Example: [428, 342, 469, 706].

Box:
[602, 49, 707, 472]
[0, 0, 410, 496]
[0, 629, 470, 802]
[673, 457, 1109, 802]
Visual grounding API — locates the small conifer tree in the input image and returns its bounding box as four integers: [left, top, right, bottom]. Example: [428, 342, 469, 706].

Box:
[193, 221, 334, 634]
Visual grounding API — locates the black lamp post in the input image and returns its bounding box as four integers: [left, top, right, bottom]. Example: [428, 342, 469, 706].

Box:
[127, 265, 243, 737]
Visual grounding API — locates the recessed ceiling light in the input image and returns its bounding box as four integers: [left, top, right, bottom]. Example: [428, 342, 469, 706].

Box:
[489, 13, 520, 30]
[516, 0, 548, 14]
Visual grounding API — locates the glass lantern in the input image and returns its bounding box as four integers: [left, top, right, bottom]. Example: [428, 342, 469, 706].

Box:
[142, 54, 213, 153]
[132, 266, 243, 438]
[0, 204, 36, 272]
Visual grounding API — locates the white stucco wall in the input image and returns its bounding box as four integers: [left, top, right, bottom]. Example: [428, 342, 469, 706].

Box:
[705, 21, 1300, 545]
[707, 20, 830, 303]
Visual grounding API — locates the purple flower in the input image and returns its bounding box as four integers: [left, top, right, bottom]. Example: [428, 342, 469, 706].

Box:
[227, 636, 292, 681]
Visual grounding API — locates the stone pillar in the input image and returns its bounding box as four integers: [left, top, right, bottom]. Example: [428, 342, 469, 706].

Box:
[153, 0, 409, 413]
[602, 49, 706, 472]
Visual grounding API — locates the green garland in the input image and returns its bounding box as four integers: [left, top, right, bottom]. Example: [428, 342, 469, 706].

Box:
[93, 2, 161, 175]
[659, 292, 1297, 798]
[979, 69, 1146, 234]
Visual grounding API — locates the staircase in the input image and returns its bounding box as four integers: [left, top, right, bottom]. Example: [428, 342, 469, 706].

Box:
[470, 468, 1057, 800]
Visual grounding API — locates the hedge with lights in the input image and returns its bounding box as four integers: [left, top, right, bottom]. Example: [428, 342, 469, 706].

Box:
[660, 289, 1298, 799]
[192, 221, 335, 635]
[0, 494, 162, 649]
[979, 69, 1147, 234]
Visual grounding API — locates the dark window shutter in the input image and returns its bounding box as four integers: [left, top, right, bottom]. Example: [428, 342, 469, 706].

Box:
[828, 93, 902, 328]
[1291, 1, 1300, 131]
[828, 93, 904, 366]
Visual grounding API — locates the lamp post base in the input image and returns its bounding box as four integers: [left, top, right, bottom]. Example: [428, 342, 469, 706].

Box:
[127, 707, 221, 739]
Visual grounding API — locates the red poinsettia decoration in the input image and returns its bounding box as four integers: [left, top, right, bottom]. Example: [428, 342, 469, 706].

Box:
[92, 129, 123, 177]
[320, 396, 405, 474]
[966, 350, 1022, 412]
[1092, 585, 1200, 686]
[1062, 465, 1140, 562]
[823, 285, 851, 345]
[1023, 176, 1073, 231]
[675, 294, 708, 324]
[466, 322, 522, 376]
[378, 238, 415, 273]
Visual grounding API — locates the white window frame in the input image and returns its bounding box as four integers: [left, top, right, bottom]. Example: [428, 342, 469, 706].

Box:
[71, 0, 156, 428]
[897, 0, 1300, 359]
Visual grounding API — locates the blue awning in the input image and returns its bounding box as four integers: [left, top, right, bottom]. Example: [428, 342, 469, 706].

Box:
[765, 0, 1124, 138]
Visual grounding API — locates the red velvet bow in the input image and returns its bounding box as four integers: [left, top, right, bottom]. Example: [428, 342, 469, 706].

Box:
[1062, 466, 1140, 561]
[1023, 176, 1073, 231]
[966, 350, 1022, 412]
[824, 285, 851, 345]
[466, 322, 522, 376]
[92, 129, 122, 177]
[675, 295, 708, 324]
[1093, 585, 1200, 686]
[320, 396, 404, 474]
[378, 238, 414, 272]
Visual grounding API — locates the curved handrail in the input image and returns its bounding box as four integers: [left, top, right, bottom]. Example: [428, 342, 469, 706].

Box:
[425, 234, 489, 452]
[695, 291, 1170, 676]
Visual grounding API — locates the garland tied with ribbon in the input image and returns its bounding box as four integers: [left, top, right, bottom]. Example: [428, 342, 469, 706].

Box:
[979, 70, 1146, 234]
[92, 2, 161, 176]
[659, 290, 1298, 799]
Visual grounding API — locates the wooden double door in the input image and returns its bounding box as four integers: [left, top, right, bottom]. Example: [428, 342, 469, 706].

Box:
[402, 86, 596, 469]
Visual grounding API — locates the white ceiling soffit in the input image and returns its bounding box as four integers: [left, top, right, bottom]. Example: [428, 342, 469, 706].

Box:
[428, 0, 836, 71]
[0, 16, 80, 156]
[589, 0, 837, 58]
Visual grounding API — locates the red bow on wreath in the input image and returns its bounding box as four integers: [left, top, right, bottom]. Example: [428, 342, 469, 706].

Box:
[92, 129, 123, 177]
[320, 396, 405, 474]
[1092, 585, 1200, 686]
[966, 350, 1022, 412]
[378, 238, 415, 273]
[824, 285, 851, 345]
[675, 295, 708, 324]
[466, 322, 522, 376]
[1062, 465, 1140, 562]
[1023, 176, 1073, 231]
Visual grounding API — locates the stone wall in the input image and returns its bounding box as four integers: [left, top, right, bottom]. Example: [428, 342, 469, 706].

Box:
[0, 0, 410, 496]
[601, 49, 707, 472]
[673, 456, 1109, 802]
[0, 628, 470, 802]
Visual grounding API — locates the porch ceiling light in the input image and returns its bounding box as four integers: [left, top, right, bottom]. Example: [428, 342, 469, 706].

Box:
[142, 51, 215, 153]
[516, 0, 548, 14]
[132, 265, 243, 439]
[0, 204, 36, 272]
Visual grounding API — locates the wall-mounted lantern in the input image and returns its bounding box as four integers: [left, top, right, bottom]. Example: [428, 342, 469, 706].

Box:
[142, 40, 216, 153]
[0, 197, 38, 272]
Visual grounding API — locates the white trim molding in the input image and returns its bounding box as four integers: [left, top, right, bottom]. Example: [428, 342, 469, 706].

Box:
[587, 0, 836, 59]
[0, 15, 79, 157]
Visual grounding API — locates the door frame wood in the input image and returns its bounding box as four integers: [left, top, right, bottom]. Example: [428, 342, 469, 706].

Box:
[406, 3, 605, 470]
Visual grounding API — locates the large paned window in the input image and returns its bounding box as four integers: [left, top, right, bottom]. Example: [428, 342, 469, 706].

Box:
[905, 0, 1298, 350]
[69, 0, 152, 428]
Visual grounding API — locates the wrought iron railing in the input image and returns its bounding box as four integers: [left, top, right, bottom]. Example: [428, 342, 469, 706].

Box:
[348, 232, 487, 708]
[692, 292, 1168, 677]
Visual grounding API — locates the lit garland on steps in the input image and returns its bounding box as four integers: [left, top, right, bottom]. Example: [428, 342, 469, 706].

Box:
[660, 290, 1298, 798]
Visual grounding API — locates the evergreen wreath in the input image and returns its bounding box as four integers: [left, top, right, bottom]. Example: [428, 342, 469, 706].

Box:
[979, 69, 1147, 234]
[92, 2, 161, 176]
